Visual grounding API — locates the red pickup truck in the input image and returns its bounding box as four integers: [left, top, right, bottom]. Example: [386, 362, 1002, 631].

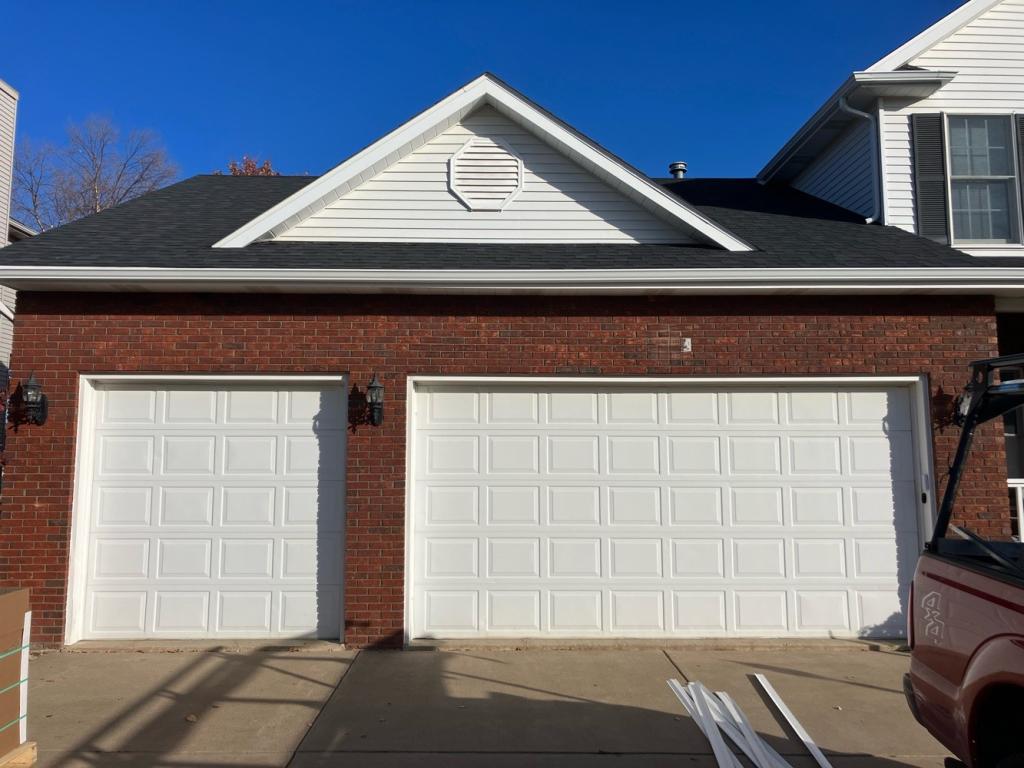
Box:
[905, 353, 1024, 768]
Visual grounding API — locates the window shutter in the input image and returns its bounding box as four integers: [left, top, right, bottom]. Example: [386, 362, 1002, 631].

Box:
[1016, 115, 1024, 203]
[911, 114, 950, 244]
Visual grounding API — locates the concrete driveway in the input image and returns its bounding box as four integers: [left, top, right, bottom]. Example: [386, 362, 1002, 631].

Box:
[27, 643, 948, 767]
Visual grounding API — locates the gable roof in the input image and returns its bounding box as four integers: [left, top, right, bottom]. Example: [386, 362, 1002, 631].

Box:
[865, 0, 1002, 72]
[213, 73, 753, 252]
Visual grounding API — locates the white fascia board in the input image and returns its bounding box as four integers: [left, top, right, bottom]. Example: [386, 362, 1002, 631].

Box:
[865, 0, 1002, 73]
[758, 70, 955, 183]
[213, 74, 753, 253]
[4, 265, 1024, 295]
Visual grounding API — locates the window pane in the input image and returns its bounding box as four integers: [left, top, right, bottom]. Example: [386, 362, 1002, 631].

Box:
[948, 116, 1013, 176]
[951, 180, 1019, 243]
[987, 117, 1012, 175]
[949, 117, 970, 175]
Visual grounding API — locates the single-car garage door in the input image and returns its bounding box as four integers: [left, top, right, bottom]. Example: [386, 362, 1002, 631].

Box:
[411, 383, 923, 639]
[78, 382, 346, 639]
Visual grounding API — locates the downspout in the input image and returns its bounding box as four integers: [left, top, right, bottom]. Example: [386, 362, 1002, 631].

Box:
[837, 96, 881, 224]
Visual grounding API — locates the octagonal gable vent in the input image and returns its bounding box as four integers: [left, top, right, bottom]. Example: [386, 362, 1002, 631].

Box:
[448, 137, 523, 211]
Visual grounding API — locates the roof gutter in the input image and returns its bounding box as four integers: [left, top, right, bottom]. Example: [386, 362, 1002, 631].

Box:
[3, 265, 1024, 296]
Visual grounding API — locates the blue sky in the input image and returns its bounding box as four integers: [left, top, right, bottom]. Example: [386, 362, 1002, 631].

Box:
[5, 1, 960, 180]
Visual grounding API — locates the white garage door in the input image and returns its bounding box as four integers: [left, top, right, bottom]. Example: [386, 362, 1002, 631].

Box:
[80, 383, 346, 639]
[411, 383, 922, 639]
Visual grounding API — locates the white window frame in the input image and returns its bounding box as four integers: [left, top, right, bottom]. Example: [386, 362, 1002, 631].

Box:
[944, 111, 1024, 247]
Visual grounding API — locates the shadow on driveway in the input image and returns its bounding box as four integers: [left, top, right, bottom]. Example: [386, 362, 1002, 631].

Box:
[28, 646, 947, 767]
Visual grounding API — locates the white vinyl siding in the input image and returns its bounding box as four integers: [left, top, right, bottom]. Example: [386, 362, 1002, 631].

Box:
[277, 106, 691, 244]
[0, 286, 15, 366]
[792, 120, 875, 218]
[0, 82, 15, 245]
[880, 104, 917, 233]
[880, 0, 1024, 247]
[0, 83, 17, 367]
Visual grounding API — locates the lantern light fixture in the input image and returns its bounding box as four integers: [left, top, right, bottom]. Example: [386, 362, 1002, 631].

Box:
[20, 373, 48, 426]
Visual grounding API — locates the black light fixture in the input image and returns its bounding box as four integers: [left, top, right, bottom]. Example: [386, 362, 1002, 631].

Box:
[19, 373, 48, 426]
[366, 373, 384, 426]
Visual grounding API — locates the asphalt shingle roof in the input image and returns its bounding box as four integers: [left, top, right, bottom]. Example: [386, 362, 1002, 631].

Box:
[2, 174, 1022, 270]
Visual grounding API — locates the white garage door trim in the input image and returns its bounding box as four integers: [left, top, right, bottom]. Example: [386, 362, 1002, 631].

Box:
[404, 375, 936, 643]
[65, 374, 347, 645]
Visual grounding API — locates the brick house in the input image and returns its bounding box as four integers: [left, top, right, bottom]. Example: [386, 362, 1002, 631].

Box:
[2, 16, 1024, 647]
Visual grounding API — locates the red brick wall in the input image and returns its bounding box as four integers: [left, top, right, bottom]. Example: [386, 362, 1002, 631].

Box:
[0, 292, 1008, 647]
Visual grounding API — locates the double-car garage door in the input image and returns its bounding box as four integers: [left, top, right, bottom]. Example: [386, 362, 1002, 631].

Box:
[411, 383, 922, 639]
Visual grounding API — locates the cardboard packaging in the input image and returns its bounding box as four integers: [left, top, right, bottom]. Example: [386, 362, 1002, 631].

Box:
[0, 589, 30, 756]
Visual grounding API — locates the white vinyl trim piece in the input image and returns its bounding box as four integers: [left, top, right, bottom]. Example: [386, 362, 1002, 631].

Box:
[719, 690, 789, 768]
[64, 373, 348, 644]
[0, 300, 14, 322]
[212, 74, 752, 251]
[754, 674, 833, 768]
[691, 683, 741, 768]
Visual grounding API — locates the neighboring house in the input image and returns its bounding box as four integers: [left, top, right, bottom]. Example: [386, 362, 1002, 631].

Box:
[1, 62, 1023, 649]
[761, 0, 1024, 511]
[0, 78, 19, 370]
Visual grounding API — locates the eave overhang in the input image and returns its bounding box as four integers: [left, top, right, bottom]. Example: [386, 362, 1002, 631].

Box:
[3, 265, 1024, 297]
[758, 70, 956, 184]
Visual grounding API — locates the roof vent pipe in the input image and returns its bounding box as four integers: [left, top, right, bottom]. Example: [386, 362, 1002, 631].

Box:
[668, 161, 688, 179]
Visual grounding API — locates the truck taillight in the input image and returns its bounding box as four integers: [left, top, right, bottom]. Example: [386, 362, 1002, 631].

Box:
[907, 580, 915, 648]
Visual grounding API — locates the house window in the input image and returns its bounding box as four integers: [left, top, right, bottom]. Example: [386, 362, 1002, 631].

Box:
[948, 116, 1021, 244]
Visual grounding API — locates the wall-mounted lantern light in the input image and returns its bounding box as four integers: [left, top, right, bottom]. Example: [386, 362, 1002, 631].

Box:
[366, 373, 384, 426]
[17, 373, 48, 426]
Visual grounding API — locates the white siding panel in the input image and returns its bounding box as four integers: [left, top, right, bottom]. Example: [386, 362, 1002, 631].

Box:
[0, 286, 14, 366]
[0, 84, 17, 367]
[880, 107, 916, 233]
[792, 120, 874, 218]
[278, 106, 691, 244]
[0, 85, 14, 243]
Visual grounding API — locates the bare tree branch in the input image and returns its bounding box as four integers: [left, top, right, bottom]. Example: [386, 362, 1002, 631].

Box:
[12, 116, 178, 231]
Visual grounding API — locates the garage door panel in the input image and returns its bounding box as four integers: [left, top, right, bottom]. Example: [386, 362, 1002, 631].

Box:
[99, 436, 155, 475]
[165, 390, 217, 424]
[82, 383, 346, 639]
[96, 487, 153, 527]
[412, 385, 922, 639]
[103, 389, 157, 424]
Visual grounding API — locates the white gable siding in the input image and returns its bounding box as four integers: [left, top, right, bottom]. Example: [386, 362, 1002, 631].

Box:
[792, 119, 874, 218]
[277, 106, 692, 244]
[880, 0, 1024, 236]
